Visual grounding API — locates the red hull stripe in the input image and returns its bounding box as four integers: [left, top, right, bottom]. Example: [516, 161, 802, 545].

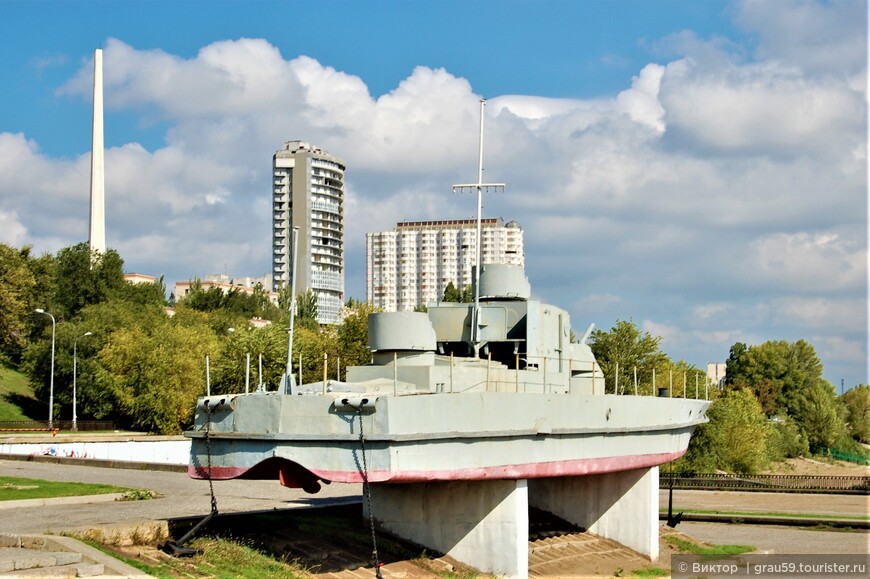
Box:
[189, 450, 687, 483]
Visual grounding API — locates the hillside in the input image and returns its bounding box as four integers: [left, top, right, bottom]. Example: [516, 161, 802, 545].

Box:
[0, 365, 42, 421]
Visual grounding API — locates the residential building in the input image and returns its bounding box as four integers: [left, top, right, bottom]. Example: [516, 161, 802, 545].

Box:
[174, 273, 279, 305]
[367, 218, 524, 312]
[272, 141, 345, 324]
[707, 363, 727, 388]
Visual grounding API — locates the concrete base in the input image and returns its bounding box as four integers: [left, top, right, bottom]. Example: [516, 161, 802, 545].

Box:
[368, 479, 529, 578]
[366, 467, 659, 578]
[529, 466, 659, 559]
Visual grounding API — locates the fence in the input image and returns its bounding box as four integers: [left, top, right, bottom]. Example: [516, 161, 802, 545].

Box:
[662, 472, 870, 494]
[0, 420, 116, 433]
[814, 446, 870, 465]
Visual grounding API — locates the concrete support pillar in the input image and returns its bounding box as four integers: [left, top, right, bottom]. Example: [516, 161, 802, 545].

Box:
[529, 466, 659, 559]
[368, 479, 529, 578]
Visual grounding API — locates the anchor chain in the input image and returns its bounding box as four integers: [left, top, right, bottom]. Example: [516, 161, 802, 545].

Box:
[357, 407, 383, 578]
[161, 398, 219, 556]
[204, 399, 218, 515]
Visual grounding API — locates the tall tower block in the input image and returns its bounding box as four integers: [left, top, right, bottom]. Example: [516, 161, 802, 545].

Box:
[272, 141, 345, 325]
[89, 48, 106, 255]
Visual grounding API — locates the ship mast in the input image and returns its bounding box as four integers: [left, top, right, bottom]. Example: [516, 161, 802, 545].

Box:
[452, 99, 505, 355]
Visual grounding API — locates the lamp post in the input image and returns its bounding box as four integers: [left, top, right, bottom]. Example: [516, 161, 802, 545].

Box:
[73, 331, 93, 431]
[34, 309, 56, 429]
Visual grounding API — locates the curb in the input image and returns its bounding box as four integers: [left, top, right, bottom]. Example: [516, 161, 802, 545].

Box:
[0, 453, 186, 473]
[660, 512, 870, 529]
[0, 493, 127, 510]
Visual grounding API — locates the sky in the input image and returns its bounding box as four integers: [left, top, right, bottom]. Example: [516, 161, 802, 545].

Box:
[0, 0, 866, 388]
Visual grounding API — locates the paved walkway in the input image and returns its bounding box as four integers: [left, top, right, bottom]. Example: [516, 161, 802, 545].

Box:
[0, 458, 362, 536]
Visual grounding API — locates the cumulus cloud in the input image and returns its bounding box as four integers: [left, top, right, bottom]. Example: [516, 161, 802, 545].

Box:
[1, 0, 866, 387]
[734, 0, 867, 80]
[749, 232, 866, 292]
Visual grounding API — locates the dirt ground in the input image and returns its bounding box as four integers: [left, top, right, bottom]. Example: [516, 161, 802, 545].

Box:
[762, 456, 869, 477]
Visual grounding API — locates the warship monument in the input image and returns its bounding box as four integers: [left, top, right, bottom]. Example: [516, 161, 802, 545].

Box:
[185, 102, 710, 578]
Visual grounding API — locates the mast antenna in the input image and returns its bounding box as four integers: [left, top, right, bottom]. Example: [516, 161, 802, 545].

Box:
[452, 99, 505, 355]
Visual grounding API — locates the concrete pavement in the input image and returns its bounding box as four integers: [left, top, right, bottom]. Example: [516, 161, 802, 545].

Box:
[0, 458, 363, 536]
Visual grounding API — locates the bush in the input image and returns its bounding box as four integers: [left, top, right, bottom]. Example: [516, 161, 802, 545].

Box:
[766, 416, 808, 461]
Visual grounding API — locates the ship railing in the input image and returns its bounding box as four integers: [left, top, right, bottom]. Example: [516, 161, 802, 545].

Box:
[277, 352, 711, 400]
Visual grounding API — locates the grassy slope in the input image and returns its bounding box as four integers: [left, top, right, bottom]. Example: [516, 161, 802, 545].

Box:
[0, 365, 42, 421]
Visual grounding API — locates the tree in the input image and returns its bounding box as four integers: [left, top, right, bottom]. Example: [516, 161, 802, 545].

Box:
[724, 339, 824, 416]
[442, 282, 461, 303]
[680, 388, 772, 474]
[461, 284, 473, 303]
[790, 379, 846, 449]
[589, 319, 670, 395]
[295, 290, 319, 330]
[21, 296, 168, 422]
[722, 339, 844, 449]
[54, 242, 125, 318]
[95, 316, 220, 434]
[765, 415, 809, 461]
[110, 277, 167, 307]
[0, 244, 37, 363]
[338, 301, 380, 369]
[841, 385, 870, 443]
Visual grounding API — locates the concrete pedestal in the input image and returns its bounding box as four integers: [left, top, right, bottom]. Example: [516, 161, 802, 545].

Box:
[368, 479, 529, 578]
[529, 466, 659, 559]
[366, 467, 659, 577]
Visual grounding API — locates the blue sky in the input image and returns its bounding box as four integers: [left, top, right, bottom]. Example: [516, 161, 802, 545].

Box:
[1, 0, 866, 388]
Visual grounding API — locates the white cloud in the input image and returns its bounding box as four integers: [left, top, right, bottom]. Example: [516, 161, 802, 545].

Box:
[771, 297, 866, 334]
[0, 210, 27, 245]
[734, 0, 867, 80]
[660, 58, 865, 156]
[1, 0, 865, 388]
[748, 232, 866, 292]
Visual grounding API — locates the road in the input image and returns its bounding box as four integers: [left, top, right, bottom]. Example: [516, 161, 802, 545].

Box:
[659, 488, 869, 518]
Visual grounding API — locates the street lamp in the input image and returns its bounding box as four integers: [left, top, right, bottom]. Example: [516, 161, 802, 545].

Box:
[34, 309, 56, 429]
[73, 331, 93, 432]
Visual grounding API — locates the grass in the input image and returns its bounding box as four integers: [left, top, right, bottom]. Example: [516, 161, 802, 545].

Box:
[0, 476, 133, 501]
[82, 536, 309, 579]
[664, 535, 755, 556]
[632, 568, 671, 577]
[0, 365, 41, 421]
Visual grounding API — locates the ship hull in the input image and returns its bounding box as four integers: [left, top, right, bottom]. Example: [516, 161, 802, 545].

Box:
[187, 392, 708, 490]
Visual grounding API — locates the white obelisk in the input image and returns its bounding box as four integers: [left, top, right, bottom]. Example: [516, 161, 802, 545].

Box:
[88, 48, 106, 255]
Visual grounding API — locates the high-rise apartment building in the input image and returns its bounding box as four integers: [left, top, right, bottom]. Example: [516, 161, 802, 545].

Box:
[272, 141, 345, 324]
[367, 218, 524, 312]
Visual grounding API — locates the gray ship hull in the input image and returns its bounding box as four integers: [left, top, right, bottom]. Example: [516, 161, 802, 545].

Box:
[188, 392, 708, 490]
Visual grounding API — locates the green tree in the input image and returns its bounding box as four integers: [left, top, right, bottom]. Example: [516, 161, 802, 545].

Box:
[460, 284, 473, 303]
[442, 282, 461, 303]
[790, 379, 846, 449]
[95, 317, 220, 434]
[765, 416, 809, 461]
[680, 388, 772, 474]
[589, 319, 670, 395]
[110, 277, 167, 307]
[54, 242, 125, 318]
[212, 322, 288, 394]
[724, 339, 824, 416]
[338, 301, 379, 369]
[0, 244, 37, 363]
[295, 290, 319, 330]
[723, 339, 844, 449]
[841, 384, 870, 443]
